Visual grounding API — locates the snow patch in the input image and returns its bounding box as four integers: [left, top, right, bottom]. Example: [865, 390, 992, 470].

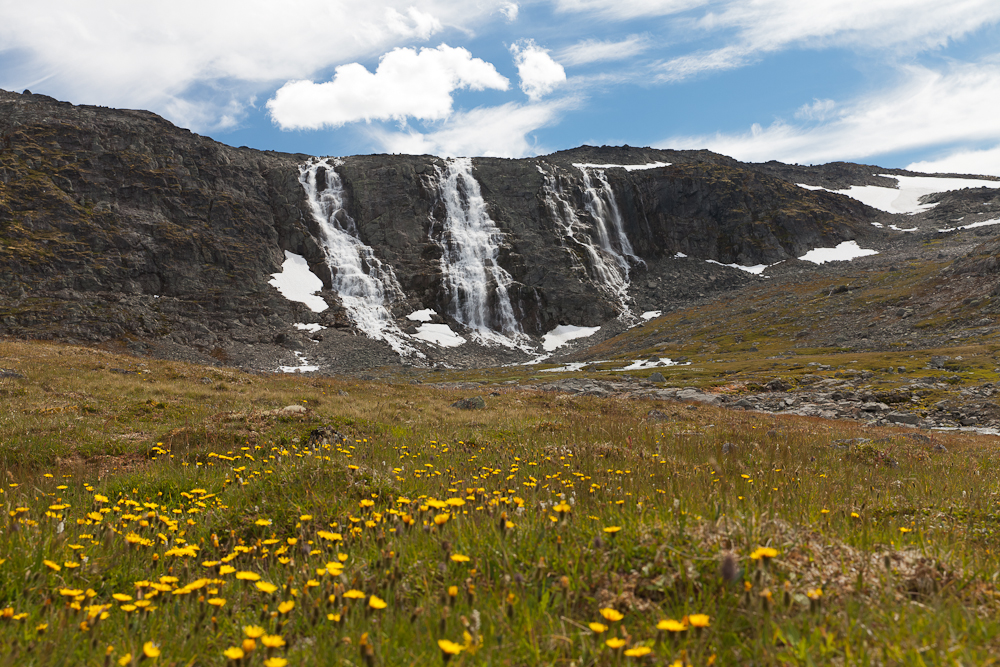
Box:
[279, 351, 319, 373]
[539, 362, 589, 373]
[541, 324, 600, 352]
[412, 323, 466, 348]
[798, 241, 878, 264]
[269, 251, 328, 313]
[572, 162, 671, 171]
[406, 309, 436, 322]
[641, 310, 662, 321]
[705, 259, 768, 275]
[937, 217, 1000, 233]
[799, 175, 1000, 215]
[294, 323, 326, 333]
[614, 358, 688, 371]
[673, 252, 688, 258]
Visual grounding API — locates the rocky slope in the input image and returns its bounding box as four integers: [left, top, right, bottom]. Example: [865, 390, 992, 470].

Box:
[3, 89, 999, 373]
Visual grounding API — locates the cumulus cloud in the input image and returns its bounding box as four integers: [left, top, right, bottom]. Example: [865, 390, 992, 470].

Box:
[557, 35, 652, 66]
[0, 1, 499, 131]
[372, 98, 577, 158]
[907, 145, 1000, 178]
[510, 40, 566, 101]
[266, 45, 509, 130]
[658, 61, 1000, 166]
[658, 0, 1000, 81]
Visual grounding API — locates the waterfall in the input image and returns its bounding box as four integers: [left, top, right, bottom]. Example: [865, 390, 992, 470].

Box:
[538, 163, 641, 319]
[431, 157, 526, 347]
[300, 158, 421, 357]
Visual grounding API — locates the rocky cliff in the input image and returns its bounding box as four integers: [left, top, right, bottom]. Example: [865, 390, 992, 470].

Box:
[0, 89, 881, 369]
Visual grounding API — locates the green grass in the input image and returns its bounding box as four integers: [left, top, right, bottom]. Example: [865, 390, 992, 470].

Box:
[3, 340, 1000, 665]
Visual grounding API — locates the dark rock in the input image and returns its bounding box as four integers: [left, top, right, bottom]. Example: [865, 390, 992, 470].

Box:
[647, 372, 665, 383]
[766, 379, 791, 392]
[0, 368, 25, 378]
[886, 411, 921, 425]
[451, 396, 486, 410]
[721, 442, 736, 454]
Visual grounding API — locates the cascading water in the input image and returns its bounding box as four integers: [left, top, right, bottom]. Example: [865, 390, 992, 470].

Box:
[431, 157, 527, 348]
[538, 163, 642, 320]
[300, 158, 421, 357]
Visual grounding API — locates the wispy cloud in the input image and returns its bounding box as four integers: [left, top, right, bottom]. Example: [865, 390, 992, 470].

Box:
[659, 60, 1000, 165]
[371, 97, 579, 158]
[907, 144, 1000, 177]
[556, 35, 652, 67]
[510, 40, 566, 101]
[554, 0, 707, 21]
[658, 0, 1000, 81]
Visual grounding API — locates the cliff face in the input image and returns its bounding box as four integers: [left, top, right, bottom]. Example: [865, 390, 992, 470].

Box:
[0, 90, 877, 366]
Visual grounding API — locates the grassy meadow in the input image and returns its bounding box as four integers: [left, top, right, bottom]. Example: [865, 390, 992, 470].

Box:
[2, 341, 1000, 665]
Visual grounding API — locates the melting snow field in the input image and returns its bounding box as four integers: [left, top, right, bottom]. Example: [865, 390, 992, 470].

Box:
[641, 311, 662, 321]
[542, 325, 601, 352]
[412, 323, 466, 348]
[539, 362, 590, 373]
[294, 323, 325, 333]
[798, 175, 1000, 215]
[279, 351, 319, 373]
[614, 358, 689, 371]
[705, 259, 768, 275]
[406, 309, 436, 323]
[798, 241, 878, 264]
[938, 217, 1000, 233]
[571, 162, 671, 171]
[269, 251, 327, 313]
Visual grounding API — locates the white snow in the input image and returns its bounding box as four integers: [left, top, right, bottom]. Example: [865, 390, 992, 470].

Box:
[641, 310, 662, 321]
[294, 323, 326, 333]
[673, 252, 688, 258]
[614, 358, 688, 371]
[571, 162, 671, 171]
[798, 175, 1000, 215]
[705, 259, 768, 275]
[279, 351, 319, 373]
[269, 251, 328, 313]
[412, 323, 466, 348]
[541, 324, 600, 351]
[406, 309, 436, 322]
[937, 217, 1000, 233]
[539, 362, 589, 373]
[798, 240, 878, 264]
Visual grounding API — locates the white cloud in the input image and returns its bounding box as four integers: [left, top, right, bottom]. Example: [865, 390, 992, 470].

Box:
[557, 35, 652, 66]
[658, 61, 1000, 166]
[659, 0, 1000, 81]
[499, 2, 519, 21]
[510, 40, 566, 101]
[0, 1, 502, 131]
[907, 145, 1000, 177]
[266, 45, 509, 130]
[555, 0, 707, 20]
[794, 98, 836, 121]
[372, 98, 576, 158]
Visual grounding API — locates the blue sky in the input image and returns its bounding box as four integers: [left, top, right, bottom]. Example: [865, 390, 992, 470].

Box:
[3, 1, 1000, 174]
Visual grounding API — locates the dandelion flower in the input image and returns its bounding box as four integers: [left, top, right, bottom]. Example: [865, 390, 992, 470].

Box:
[450, 554, 470, 563]
[750, 547, 779, 560]
[624, 646, 652, 657]
[261, 635, 285, 648]
[244, 625, 266, 638]
[368, 595, 388, 610]
[688, 614, 710, 628]
[264, 659, 288, 667]
[599, 608, 624, 622]
[603, 526, 622, 534]
[606, 637, 627, 649]
[656, 619, 686, 632]
[207, 598, 226, 608]
[223, 646, 245, 660]
[255, 581, 278, 594]
[344, 589, 366, 599]
[277, 600, 295, 614]
[118, 654, 132, 666]
[143, 641, 161, 658]
[438, 639, 463, 655]
[235, 571, 261, 581]
[589, 622, 608, 633]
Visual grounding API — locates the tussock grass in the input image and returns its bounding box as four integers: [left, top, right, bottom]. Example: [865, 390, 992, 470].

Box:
[2, 341, 1000, 664]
